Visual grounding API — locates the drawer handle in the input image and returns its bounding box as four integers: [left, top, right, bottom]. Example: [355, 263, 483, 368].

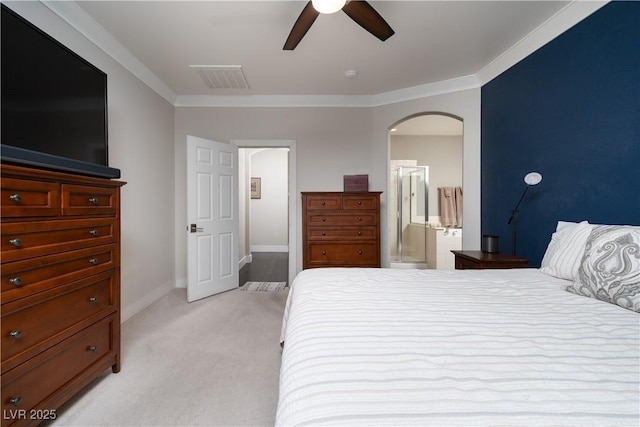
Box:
[321, 251, 326, 255]
[322, 231, 326, 236]
[89, 197, 98, 204]
[89, 296, 98, 303]
[89, 230, 99, 237]
[357, 217, 363, 222]
[9, 330, 22, 339]
[9, 396, 22, 406]
[322, 217, 326, 222]
[89, 258, 99, 265]
[357, 201, 362, 205]
[88, 345, 98, 352]
[9, 277, 23, 287]
[357, 231, 362, 236]
[9, 238, 22, 247]
[321, 201, 325, 205]
[9, 193, 22, 203]
[358, 250, 363, 255]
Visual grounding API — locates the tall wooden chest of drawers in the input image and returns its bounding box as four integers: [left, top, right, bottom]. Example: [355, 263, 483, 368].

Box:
[1, 164, 125, 427]
[302, 192, 382, 269]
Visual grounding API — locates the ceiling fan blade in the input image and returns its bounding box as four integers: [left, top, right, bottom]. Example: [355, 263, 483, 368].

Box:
[283, 1, 319, 50]
[342, 1, 394, 42]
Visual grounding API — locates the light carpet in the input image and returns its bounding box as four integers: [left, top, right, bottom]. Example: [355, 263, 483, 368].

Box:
[240, 281, 287, 292]
[50, 287, 288, 426]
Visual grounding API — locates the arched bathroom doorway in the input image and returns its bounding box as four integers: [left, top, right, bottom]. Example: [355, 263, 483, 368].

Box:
[388, 113, 463, 269]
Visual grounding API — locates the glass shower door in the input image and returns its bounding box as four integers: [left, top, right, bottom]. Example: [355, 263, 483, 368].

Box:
[408, 167, 427, 225]
[389, 167, 400, 261]
[390, 166, 428, 264]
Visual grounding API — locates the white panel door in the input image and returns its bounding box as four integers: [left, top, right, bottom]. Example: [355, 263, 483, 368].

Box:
[187, 135, 238, 302]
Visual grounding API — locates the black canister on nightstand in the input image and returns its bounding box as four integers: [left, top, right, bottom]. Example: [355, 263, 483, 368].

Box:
[482, 235, 499, 253]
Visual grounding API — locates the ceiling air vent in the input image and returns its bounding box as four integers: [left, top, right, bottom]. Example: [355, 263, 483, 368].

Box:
[190, 65, 249, 89]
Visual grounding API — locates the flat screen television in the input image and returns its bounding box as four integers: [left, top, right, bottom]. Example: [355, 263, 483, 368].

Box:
[1, 4, 120, 179]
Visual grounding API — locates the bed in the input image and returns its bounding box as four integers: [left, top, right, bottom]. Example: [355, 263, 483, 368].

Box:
[276, 223, 639, 426]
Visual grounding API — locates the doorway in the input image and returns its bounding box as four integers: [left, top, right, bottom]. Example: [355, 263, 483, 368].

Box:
[234, 140, 297, 285]
[388, 114, 463, 269]
[389, 164, 429, 267]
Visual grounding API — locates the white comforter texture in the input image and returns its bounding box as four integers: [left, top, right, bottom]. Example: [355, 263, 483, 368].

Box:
[276, 268, 640, 426]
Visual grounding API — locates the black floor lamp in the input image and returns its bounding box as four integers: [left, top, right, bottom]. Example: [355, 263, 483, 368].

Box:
[507, 172, 543, 255]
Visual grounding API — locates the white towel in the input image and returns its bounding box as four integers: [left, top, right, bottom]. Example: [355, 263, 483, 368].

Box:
[455, 186, 463, 227]
[439, 187, 456, 227]
[439, 186, 463, 227]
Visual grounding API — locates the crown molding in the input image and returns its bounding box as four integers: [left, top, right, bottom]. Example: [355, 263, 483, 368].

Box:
[476, 0, 608, 85]
[174, 94, 375, 108]
[40, 0, 177, 105]
[369, 74, 481, 107]
[174, 74, 481, 108]
[41, 0, 608, 108]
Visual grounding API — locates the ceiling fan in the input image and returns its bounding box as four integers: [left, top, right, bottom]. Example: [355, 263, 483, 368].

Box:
[284, 0, 395, 50]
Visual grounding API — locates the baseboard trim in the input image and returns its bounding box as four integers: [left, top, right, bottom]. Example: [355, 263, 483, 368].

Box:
[239, 253, 252, 267]
[175, 277, 187, 288]
[250, 245, 289, 253]
[121, 279, 174, 323]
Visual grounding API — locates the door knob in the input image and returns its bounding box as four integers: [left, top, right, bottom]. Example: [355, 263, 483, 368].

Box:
[190, 224, 204, 233]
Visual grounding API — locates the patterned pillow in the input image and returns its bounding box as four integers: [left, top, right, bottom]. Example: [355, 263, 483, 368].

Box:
[566, 225, 640, 312]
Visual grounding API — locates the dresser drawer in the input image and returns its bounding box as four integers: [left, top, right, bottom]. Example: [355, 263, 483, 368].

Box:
[1, 317, 114, 423]
[307, 226, 377, 241]
[61, 184, 118, 216]
[1, 271, 115, 370]
[1, 219, 117, 263]
[1, 178, 60, 218]
[342, 194, 379, 210]
[304, 195, 341, 210]
[1, 245, 117, 303]
[307, 243, 378, 266]
[307, 213, 377, 226]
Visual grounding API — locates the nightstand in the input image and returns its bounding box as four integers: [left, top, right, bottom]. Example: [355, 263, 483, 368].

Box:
[451, 250, 529, 270]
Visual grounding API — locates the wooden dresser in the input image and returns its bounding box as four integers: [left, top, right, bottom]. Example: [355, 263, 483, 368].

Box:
[302, 192, 382, 269]
[1, 164, 124, 427]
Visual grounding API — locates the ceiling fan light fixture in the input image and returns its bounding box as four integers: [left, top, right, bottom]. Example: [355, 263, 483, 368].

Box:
[312, 0, 346, 14]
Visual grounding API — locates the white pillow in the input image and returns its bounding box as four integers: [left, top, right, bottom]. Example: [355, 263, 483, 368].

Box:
[540, 221, 593, 280]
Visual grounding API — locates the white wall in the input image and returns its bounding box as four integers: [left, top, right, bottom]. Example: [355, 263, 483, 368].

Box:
[175, 88, 481, 278]
[238, 149, 249, 266]
[174, 107, 374, 282]
[373, 89, 482, 261]
[5, 2, 176, 322]
[249, 149, 289, 252]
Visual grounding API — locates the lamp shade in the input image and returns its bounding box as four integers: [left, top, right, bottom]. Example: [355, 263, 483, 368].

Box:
[312, 0, 346, 14]
[524, 172, 542, 185]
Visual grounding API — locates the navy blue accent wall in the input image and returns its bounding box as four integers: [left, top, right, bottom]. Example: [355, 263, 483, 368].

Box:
[481, 1, 640, 267]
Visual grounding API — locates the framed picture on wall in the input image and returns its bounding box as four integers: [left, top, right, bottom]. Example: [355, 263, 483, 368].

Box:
[251, 177, 261, 199]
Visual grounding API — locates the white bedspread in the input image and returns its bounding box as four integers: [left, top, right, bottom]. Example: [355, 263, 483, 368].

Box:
[276, 268, 640, 426]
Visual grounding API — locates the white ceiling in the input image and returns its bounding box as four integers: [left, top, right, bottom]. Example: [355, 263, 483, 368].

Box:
[66, 0, 601, 106]
[15, 0, 602, 110]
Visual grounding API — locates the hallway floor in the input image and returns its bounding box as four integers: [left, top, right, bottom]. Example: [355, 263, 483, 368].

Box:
[239, 252, 288, 287]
